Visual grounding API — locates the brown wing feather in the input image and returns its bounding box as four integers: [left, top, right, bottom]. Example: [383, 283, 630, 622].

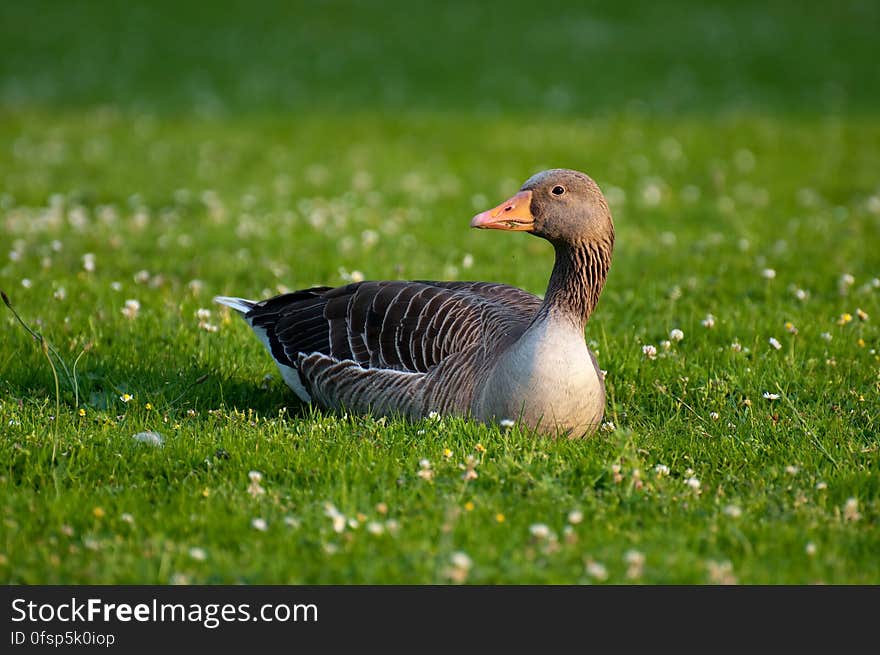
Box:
[246, 280, 541, 376]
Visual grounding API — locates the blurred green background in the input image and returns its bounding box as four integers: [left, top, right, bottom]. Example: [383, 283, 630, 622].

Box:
[2, 0, 878, 116]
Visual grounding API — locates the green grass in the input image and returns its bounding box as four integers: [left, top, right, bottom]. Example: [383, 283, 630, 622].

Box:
[1, 0, 878, 584]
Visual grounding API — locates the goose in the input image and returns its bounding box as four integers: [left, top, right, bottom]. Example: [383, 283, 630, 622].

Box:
[215, 168, 614, 436]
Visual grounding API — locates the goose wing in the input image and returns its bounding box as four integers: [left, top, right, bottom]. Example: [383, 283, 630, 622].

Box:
[244, 280, 541, 375]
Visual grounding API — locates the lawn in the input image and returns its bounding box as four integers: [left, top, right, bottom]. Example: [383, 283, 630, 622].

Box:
[1, 0, 878, 584]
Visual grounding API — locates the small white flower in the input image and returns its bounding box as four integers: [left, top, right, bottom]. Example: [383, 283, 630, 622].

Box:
[450, 551, 472, 570]
[499, 418, 515, 429]
[761, 268, 776, 279]
[134, 270, 151, 284]
[843, 497, 861, 522]
[121, 513, 135, 524]
[132, 431, 163, 447]
[427, 410, 441, 422]
[529, 523, 551, 539]
[660, 340, 672, 351]
[815, 481, 828, 491]
[730, 341, 742, 352]
[805, 542, 817, 556]
[82, 253, 96, 272]
[793, 287, 808, 301]
[762, 392, 780, 400]
[669, 328, 684, 342]
[21, 278, 32, 288]
[709, 411, 720, 421]
[462, 253, 474, 269]
[654, 464, 670, 477]
[768, 337, 782, 350]
[284, 516, 301, 529]
[196, 308, 212, 320]
[188, 547, 207, 561]
[121, 299, 141, 320]
[723, 504, 742, 518]
[251, 517, 268, 531]
[585, 560, 608, 581]
[600, 421, 616, 432]
[785, 465, 799, 475]
[642, 344, 657, 360]
[701, 314, 716, 328]
[685, 477, 701, 492]
[367, 521, 384, 535]
[350, 270, 365, 283]
[567, 510, 584, 525]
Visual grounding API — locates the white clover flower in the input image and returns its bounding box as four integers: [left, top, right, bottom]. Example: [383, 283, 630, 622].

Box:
[585, 560, 608, 581]
[762, 392, 780, 400]
[600, 421, 616, 432]
[450, 551, 472, 570]
[529, 523, 551, 539]
[654, 464, 670, 477]
[843, 498, 861, 522]
[350, 270, 365, 283]
[805, 542, 817, 557]
[685, 477, 701, 492]
[723, 504, 742, 518]
[701, 314, 716, 328]
[768, 337, 782, 350]
[132, 431, 163, 447]
[669, 328, 684, 342]
[660, 340, 672, 351]
[462, 253, 474, 269]
[709, 412, 720, 421]
[642, 344, 657, 360]
[567, 510, 584, 525]
[82, 253, 96, 272]
[188, 547, 207, 561]
[251, 518, 268, 532]
[761, 268, 776, 279]
[730, 341, 742, 352]
[366, 521, 384, 535]
[121, 299, 141, 320]
[499, 418, 515, 429]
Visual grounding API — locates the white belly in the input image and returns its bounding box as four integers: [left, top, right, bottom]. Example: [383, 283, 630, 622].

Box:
[474, 318, 605, 436]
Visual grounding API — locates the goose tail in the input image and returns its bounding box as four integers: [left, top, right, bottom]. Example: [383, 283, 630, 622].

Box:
[213, 295, 257, 315]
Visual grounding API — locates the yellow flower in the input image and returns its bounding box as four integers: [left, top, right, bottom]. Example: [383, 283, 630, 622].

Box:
[78, 408, 86, 417]
[837, 313, 852, 326]
[145, 402, 153, 410]
[119, 393, 133, 403]
[857, 338, 865, 348]
[495, 513, 505, 523]
[201, 488, 210, 497]
[464, 501, 474, 512]
[475, 443, 486, 453]
[442, 448, 453, 459]
[92, 507, 105, 518]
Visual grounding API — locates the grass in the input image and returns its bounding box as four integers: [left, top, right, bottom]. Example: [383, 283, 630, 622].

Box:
[1, 0, 878, 584]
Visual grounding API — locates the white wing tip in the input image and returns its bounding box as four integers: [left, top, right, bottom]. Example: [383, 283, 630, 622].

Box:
[213, 295, 256, 314]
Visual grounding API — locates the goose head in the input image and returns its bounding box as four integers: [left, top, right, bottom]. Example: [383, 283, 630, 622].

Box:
[470, 169, 613, 247]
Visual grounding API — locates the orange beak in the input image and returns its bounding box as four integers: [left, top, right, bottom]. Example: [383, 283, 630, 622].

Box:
[470, 190, 535, 231]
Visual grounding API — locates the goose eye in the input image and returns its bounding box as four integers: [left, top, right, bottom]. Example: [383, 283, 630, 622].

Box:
[551, 185, 565, 196]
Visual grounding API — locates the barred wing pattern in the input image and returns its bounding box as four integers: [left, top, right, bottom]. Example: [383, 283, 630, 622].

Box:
[245, 281, 541, 417]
